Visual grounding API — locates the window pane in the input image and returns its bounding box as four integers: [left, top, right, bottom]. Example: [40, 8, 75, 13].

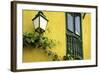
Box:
[75, 16, 80, 35]
[67, 14, 74, 32]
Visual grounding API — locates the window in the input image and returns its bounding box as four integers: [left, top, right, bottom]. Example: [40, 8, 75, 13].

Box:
[66, 13, 83, 60]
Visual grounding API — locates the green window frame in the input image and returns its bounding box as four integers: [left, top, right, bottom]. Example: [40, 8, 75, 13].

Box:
[66, 13, 83, 60]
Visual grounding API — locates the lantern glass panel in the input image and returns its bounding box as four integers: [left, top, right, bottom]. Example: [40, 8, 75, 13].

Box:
[33, 16, 39, 29]
[40, 16, 48, 30]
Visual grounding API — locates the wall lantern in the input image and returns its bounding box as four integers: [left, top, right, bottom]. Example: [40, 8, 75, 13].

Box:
[32, 11, 48, 34]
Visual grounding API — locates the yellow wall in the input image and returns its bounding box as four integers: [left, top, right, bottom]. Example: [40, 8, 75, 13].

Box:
[82, 13, 91, 59]
[22, 10, 66, 62]
[22, 10, 91, 62]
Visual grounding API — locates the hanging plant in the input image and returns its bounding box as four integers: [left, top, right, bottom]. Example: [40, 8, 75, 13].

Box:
[23, 32, 56, 49]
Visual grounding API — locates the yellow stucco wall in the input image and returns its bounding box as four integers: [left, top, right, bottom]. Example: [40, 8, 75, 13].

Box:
[82, 13, 91, 59]
[22, 10, 66, 62]
[22, 10, 91, 62]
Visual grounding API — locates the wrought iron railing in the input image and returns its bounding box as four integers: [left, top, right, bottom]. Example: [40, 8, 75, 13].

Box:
[67, 34, 83, 60]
